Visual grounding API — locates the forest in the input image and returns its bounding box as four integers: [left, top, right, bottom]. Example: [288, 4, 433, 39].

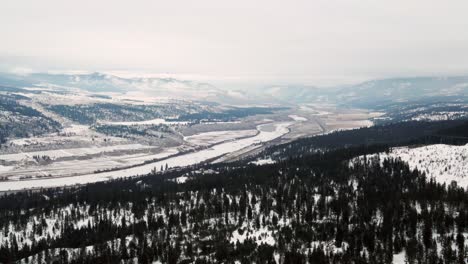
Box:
[258, 120, 468, 161]
[0, 138, 467, 263]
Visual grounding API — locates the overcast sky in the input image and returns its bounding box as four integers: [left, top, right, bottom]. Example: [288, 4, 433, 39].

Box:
[1, 0, 468, 87]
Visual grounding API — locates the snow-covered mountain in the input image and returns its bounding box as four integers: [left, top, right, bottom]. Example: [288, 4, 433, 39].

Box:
[334, 76, 468, 107]
[0, 72, 262, 105]
[257, 85, 334, 104]
[259, 76, 468, 107]
[1, 72, 468, 107]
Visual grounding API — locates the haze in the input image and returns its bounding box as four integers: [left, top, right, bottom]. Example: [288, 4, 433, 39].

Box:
[2, 0, 468, 86]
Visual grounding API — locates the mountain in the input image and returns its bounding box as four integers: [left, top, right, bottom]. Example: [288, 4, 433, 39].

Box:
[262, 76, 468, 107]
[1, 72, 468, 107]
[0, 72, 261, 105]
[239, 76, 468, 109]
[336, 76, 468, 107]
[258, 85, 335, 104]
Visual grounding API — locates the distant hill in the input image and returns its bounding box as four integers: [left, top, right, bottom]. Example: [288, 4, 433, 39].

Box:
[1, 72, 468, 107]
[335, 76, 468, 107]
[0, 72, 264, 105]
[260, 76, 468, 107]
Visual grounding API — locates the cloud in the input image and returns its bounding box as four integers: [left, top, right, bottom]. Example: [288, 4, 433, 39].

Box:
[9, 67, 34, 76]
[1, 0, 468, 86]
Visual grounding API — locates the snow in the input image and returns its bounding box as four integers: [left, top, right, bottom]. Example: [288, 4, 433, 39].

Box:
[199, 120, 241, 125]
[230, 226, 275, 246]
[309, 241, 349, 255]
[61, 124, 92, 135]
[184, 130, 257, 146]
[250, 158, 275, 165]
[410, 111, 468, 121]
[0, 165, 14, 173]
[2, 147, 180, 180]
[0, 144, 154, 162]
[288, 115, 307, 121]
[376, 144, 468, 188]
[170, 176, 189, 184]
[102, 118, 188, 126]
[6, 124, 128, 149]
[0, 122, 292, 191]
[392, 251, 406, 264]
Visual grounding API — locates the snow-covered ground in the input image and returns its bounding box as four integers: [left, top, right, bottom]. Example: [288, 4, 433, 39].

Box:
[4, 124, 128, 152]
[1, 148, 180, 180]
[0, 165, 14, 174]
[0, 122, 292, 191]
[288, 115, 307, 121]
[392, 251, 406, 264]
[411, 111, 468, 121]
[184, 129, 257, 146]
[250, 157, 275, 165]
[169, 176, 190, 184]
[377, 144, 468, 187]
[102, 118, 188, 126]
[230, 226, 275, 246]
[0, 144, 153, 162]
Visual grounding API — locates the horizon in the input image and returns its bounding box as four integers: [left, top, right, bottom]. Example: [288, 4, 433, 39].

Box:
[2, 68, 468, 90]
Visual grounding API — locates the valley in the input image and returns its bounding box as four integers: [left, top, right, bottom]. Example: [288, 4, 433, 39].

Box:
[0, 110, 377, 191]
[0, 84, 379, 192]
[1, 72, 467, 264]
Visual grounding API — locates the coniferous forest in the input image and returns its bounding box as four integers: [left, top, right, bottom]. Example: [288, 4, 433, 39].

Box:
[1, 134, 467, 263]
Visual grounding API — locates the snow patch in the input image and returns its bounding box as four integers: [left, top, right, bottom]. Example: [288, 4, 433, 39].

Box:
[250, 158, 275, 165]
[374, 144, 468, 188]
[288, 115, 307, 121]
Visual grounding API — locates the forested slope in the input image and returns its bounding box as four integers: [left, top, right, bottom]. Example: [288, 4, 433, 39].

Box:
[1, 145, 467, 263]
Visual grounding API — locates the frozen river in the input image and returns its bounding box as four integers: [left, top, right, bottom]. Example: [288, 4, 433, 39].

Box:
[0, 122, 292, 191]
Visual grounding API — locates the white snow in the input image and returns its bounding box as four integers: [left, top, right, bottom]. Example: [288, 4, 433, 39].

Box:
[410, 111, 468, 121]
[250, 158, 275, 165]
[376, 144, 468, 188]
[288, 115, 307, 121]
[392, 251, 406, 264]
[170, 176, 189, 184]
[0, 144, 154, 162]
[61, 124, 92, 135]
[230, 226, 275, 246]
[102, 118, 188, 126]
[309, 241, 349, 255]
[184, 130, 257, 146]
[0, 165, 14, 172]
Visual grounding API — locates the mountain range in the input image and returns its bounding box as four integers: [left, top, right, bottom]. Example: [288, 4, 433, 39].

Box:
[1, 72, 467, 107]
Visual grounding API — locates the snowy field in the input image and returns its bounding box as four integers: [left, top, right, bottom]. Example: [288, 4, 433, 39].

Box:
[2, 124, 129, 154]
[0, 148, 179, 180]
[102, 118, 188, 126]
[183, 129, 257, 146]
[288, 115, 307, 121]
[377, 144, 468, 187]
[0, 144, 153, 162]
[0, 122, 292, 191]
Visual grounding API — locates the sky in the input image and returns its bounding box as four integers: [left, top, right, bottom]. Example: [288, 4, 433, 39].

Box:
[1, 0, 468, 87]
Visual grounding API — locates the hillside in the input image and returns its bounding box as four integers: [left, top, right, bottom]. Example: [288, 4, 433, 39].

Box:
[376, 144, 468, 188]
[1, 126, 468, 263]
